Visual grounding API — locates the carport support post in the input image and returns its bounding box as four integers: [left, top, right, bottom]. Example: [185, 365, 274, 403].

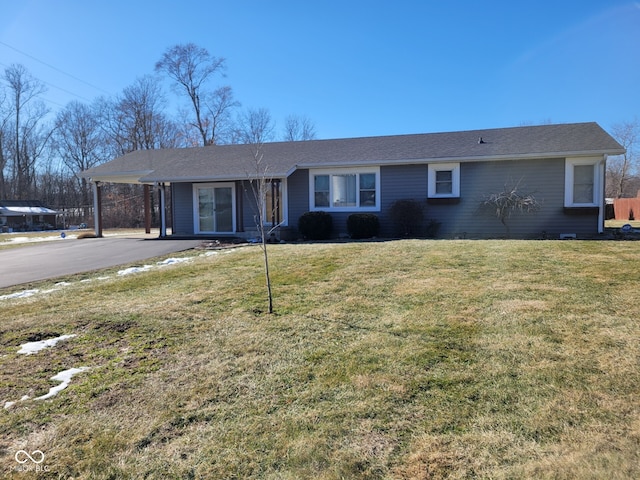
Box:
[157, 182, 167, 238]
[144, 184, 151, 234]
[92, 181, 103, 238]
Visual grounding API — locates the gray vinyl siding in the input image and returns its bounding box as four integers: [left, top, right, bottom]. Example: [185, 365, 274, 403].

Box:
[171, 183, 194, 235]
[173, 158, 599, 239]
[290, 158, 599, 240]
[452, 158, 596, 239]
[379, 164, 428, 237]
[287, 169, 311, 234]
[379, 158, 597, 239]
[239, 180, 261, 233]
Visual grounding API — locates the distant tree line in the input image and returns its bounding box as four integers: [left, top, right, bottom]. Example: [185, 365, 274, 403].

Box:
[0, 43, 638, 229]
[605, 119, 640, 199]
[0, 43, 316, 227]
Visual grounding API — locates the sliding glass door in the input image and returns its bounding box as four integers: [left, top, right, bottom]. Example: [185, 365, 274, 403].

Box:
[194, 183, 235, 234]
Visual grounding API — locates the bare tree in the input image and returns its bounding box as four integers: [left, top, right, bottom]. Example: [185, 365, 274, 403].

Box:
[3, 64, 51, 199]
[155, 43, 235, 146]
[239, 108, 277, 313]
[99, 76, 179, 156]
[94, 77, 181, 229]
[607, 119, 639, 198]
[203, 85, 240, 145]
[53, 100, 107, 216]
[282, 114, 317, 141]
[235, 107, 276, 145]
[0, 87, 9, 198]
[480, 180, 541, 237]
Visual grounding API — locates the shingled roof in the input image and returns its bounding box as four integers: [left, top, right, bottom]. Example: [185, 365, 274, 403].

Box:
[82, 122, 625, 184]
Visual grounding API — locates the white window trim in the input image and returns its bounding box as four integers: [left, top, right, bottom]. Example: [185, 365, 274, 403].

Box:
[262, 178, 288, 226]
[192, 182, 236, 234]
[564, 157, 601, 207]
[309, 167, 381, 212]
[428, 163, 460, 198]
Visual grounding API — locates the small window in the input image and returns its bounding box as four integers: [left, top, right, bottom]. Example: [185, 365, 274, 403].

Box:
[573, 165, 594, 204]
[428, 163, 460, 198]
[314, 175, 330, 207]
[359, 173, 377, 206]
[310, 168, 380, 211]
[435, 170, 453, 195]
[565, 158, 600, 207]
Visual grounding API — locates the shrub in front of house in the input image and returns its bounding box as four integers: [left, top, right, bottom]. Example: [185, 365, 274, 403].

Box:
[298, 211, 333, 240]
[347, 213, 380, 239]
[389, 199, 425, 237]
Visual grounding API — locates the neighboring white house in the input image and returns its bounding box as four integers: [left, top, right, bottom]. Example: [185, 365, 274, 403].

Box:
[0, 200, 59, 232]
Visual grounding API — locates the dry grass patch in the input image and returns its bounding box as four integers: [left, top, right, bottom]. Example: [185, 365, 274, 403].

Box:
[0, 240, 639, 478]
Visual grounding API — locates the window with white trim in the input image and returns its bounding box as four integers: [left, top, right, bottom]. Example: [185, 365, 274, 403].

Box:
[565, 158, 600, 207]
[310, 168, 380, 211]
[428, 163, 460, 198]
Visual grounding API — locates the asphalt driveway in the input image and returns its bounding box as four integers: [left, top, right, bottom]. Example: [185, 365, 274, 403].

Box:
[0, 236, 203, 289]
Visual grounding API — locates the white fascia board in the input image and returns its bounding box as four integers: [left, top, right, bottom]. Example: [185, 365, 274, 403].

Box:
[84, 170, 155, 184]
[141, 172, 292, 183]
[295, 150, 621, 170]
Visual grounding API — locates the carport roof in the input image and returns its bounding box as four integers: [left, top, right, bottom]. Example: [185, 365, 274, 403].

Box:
[81, 122, 625, 184]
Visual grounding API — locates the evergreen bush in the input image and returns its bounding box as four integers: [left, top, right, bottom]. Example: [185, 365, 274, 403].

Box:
[298, 211, 333, 240]
[347, 213, 380, 239]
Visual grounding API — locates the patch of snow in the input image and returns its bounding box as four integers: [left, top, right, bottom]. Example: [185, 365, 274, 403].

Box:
[117, 265, 153, 276]
[0, 289, 40, 300]
[40, 288, 62, 295]
[80, 276, 110, 283]
[157, 257, 191, 266]
[0, 247, 239, 301]
[17, 334, 77, 355]
[34, 367, 90, 401]
[2, 233, 78, 244]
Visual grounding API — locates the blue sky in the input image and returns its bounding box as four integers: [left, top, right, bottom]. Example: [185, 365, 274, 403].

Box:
[1, 0, 638, 140]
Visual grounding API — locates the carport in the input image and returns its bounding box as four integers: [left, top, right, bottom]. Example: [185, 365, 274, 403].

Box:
[82, 160, 169, 238]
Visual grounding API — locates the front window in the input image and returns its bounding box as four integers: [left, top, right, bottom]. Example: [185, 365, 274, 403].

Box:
[565, 158, 600, 207]
[428, 163, 460, 198]
[310, 168, 380, 211]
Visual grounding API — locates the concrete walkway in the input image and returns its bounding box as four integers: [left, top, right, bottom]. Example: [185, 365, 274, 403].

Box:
[0, 235, 202, 289]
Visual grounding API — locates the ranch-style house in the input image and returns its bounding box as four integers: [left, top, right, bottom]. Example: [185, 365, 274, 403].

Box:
[82, 122, 625, 240]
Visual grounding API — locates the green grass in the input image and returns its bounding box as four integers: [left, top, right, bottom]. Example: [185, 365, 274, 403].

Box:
[0, 240, 639, 479]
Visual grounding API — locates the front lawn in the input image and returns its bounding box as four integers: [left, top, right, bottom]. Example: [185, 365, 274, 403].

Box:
[0, 240, 638, 479]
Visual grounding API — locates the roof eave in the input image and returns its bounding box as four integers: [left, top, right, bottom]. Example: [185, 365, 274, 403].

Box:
[140, 171, 292, 183]
[296, 149, 625, 169]
[81, 170, 155, 184]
